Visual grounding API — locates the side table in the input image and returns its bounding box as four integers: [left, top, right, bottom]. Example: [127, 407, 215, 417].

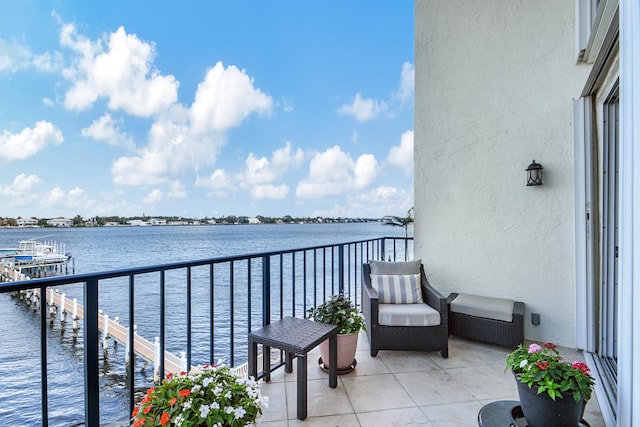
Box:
[248, 317, 338, 420]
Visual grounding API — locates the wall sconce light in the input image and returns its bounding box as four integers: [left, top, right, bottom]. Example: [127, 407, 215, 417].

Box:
[526, 160, 543, 186]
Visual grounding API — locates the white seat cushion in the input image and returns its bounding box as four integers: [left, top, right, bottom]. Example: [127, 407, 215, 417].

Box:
[378, 303, 441, 327]
[450, 293, 515, 322]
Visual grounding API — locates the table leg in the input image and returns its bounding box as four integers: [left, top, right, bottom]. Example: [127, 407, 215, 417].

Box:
[285, 351, 294, 373]
[263, 345, 271, 383]
[328, 334, 337, 388]
[248, 338, 257, 379]
[296, 353, 307, 420]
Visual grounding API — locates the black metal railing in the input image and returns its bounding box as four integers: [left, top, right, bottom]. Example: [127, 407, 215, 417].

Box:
[0, 236, 413, 426]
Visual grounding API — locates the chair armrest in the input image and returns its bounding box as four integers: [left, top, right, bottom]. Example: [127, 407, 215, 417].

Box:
[362, 263, 379, 327]
[420, 267, 448, 326]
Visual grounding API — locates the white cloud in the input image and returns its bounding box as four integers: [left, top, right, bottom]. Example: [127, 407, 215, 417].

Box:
[82, 113, 136, 150]
[190, 61, 273, 132]
[0, 173, 43, 197]
[387, 130, 414, 175]
[0, 37, 63, 72]
[392, 62, 414, 104]
[60, 24, 178, 116]
[244, 142, 304, 186]
[41, 186, 85, 209]
[143, 188, 163, 204]
[250, 184, 289, 199]
[312, 186, 412, 218]
[167, 181, 186, 198]
[111, 61, 273, 187]
[195, 169, 234, 190]
[0, 121, 63, 160]
[338, 62, 414, 122]
[296, 145, 378, 198]
[337, 92, 388, 122]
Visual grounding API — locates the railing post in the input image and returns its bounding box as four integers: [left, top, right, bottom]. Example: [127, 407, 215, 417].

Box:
[84, 278, 99, 427]
[380, 238, 386, 261]
[338, 245, 345, 295]
[262, 255, 270, 325]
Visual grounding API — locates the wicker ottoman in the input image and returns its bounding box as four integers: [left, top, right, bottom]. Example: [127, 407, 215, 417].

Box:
[447, 292, 524, 348]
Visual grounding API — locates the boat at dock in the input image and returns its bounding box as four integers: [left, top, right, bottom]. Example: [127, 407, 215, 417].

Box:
[1, 239, 73, 277]
[13, 239, 70, 264]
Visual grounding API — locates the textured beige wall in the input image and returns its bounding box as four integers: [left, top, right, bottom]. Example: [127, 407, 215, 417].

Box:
[414, 1, 591, 346]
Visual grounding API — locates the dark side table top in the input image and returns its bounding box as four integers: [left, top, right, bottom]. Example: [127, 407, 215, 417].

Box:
[248, 317, 337, 355]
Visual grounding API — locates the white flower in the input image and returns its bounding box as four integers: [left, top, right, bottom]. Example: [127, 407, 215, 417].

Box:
[225, 391, 232, 399]
[209, 402, 220, 410]
[202, 377, 214, 387]
[234, 407, 247, 419]
[199, 404, 210, 418]
[174, 414, 184, 425]
[519, 359, 528, 368]
[183, 399, 192, 410]
[225, 406, 234, 414]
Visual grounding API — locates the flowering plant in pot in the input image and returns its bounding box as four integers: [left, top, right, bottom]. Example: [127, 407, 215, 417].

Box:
[307, 294, 366, 371]
[506, 342, 595, 427]
[131, 364, 268, 427]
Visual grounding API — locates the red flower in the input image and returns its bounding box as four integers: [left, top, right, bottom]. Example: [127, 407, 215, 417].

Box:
[572, 361, 591, 375]
[160, 412, 170, 426]
[178, 389, 191, 398]
[544, 342, 557, 350]
[146, 387, 155, 395]
[535, 361, 549, 370]
[166, 372, 173, 380]
[143, 404, 153, 415]
[131, 406, 139, 417]
[133, 418, 145, 427]
[169, 397, 177, 406]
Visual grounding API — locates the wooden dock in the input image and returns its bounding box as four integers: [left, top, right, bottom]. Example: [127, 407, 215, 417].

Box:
[1, 263, 259, 378]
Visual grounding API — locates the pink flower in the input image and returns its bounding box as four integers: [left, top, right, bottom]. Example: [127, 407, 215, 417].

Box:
[528, 343, 542, 354]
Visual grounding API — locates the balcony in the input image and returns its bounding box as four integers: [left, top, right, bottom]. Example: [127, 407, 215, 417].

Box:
[0, 235, 607, 426]
[258, 334, 607, 426]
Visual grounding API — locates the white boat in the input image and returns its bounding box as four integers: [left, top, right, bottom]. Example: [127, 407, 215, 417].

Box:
[13, 240, 70, 263]
[381, 216, 404, 226]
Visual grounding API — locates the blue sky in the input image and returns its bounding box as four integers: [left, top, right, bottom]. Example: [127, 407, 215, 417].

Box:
[0, 1, 414, 220]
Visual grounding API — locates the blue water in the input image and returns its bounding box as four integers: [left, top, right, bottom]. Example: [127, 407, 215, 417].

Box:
[0, 223, 407, 426]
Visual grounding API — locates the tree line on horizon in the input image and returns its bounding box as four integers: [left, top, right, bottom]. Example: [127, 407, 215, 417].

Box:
[0, 214, 381, 227]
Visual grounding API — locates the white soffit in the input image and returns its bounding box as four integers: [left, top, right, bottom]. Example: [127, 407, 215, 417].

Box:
[584, 0, 619, 64]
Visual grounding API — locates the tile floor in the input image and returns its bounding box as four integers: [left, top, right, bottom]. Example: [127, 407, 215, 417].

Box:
[256, 333, 606, 426]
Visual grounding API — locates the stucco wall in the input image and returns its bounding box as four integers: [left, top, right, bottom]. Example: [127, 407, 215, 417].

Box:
[414, 1, 591, 346]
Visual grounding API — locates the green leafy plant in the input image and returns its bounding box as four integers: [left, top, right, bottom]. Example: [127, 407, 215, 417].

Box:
[131, 364, 268, 427]
[307, 294, 366, 334]
[506, 342, 595, 403]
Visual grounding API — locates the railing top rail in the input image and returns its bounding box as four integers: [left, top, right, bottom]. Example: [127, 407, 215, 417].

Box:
[0, 236, 412, 293]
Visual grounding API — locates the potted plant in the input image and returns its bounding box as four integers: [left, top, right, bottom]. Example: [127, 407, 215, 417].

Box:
[506, 342, 595, 427]
[131, 364, 268, 427]
[307, 293, 366, 372]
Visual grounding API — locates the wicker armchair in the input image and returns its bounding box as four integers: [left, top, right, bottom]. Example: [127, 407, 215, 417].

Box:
[362, 261, 448, 358]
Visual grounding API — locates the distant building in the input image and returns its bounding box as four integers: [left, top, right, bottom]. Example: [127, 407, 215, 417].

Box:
[248, 217, 261, 224]
[47, 217, 73, 228]
[16, 218, 38, 227]
[127, 219, 148, 226]
[147, 218, 167, 226]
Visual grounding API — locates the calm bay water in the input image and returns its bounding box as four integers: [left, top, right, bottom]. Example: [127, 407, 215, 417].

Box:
[0, 223, 407, 426]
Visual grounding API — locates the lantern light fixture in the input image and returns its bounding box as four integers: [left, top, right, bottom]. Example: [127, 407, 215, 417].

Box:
[526, 160, 543, 186]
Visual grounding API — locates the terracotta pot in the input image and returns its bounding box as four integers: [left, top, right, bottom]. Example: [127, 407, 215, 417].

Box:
[514, 374, 586, 427]
[319, 332, 358, 371]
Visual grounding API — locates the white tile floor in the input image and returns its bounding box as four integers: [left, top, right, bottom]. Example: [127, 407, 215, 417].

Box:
[256, 333, 606, 426]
